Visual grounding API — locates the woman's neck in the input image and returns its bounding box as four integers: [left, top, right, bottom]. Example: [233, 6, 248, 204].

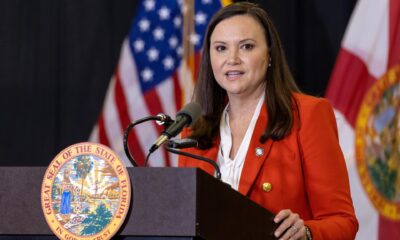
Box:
[227, 90, 264, 121]
[225, 89, 264, 160]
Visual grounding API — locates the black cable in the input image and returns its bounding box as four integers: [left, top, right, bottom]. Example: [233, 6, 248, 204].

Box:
[123, 116, 163, 167]
[144, 150, 152, 167]
[165, 146, 221, 180]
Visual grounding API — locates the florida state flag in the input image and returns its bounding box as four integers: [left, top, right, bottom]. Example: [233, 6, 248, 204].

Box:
[326, 0, 400, 239]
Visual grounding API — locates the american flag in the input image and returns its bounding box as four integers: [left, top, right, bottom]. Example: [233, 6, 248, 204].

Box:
[90, 0, 228, 167]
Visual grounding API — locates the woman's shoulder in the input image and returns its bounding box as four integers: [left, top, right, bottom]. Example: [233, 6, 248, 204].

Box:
[293, 92, 331, 106]
[292, 92, 338, 133]
[293, 92, 334, 114]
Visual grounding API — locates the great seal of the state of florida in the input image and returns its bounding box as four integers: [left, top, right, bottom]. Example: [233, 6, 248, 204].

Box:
[41, 142, 131, 240]
[355, 65, 400, 220]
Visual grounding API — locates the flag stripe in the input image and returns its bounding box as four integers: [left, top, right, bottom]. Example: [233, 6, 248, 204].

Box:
[97, 118, 108, 146]
[378, 216, 400, 239]
[114, 70, 146, 166]
[143, 88, 166, 127]
[102, 78, 133, 166]
[155, 76, 180, 166]
[341, 0, 388, 79]
[172, 73, 182, 114]
[326, 49, 376, 126]
[389, 0, 400, 67]
[143, 88, 172, 166]
[333, 109, 379, 240]
[155, 77, 178, 118]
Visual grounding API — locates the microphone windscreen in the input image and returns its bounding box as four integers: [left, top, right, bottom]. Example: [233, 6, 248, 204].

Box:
[177, 102, 202, 126]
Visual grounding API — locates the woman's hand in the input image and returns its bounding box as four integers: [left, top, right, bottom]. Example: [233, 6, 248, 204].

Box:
[273, 209, 307, 240]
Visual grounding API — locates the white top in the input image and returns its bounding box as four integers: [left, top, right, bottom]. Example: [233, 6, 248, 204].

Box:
[217, 94, 265, 190]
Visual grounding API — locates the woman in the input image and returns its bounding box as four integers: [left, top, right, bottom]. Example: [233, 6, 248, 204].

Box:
[179, 2, 358, 240]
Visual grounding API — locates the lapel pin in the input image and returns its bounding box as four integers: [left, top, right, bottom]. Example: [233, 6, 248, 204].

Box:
[255, 147, 264, 157]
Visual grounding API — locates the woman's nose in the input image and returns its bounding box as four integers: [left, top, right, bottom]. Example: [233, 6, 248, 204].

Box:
[227, 50, 241, 65]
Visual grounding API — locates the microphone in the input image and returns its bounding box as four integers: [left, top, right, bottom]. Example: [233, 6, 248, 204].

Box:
[149, 102, 201, 153]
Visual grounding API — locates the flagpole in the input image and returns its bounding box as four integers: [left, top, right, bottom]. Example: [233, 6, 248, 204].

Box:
[182, 0, 195, 105]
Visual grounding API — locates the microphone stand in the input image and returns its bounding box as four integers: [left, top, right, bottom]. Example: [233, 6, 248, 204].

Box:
[165, 146, 222, 181]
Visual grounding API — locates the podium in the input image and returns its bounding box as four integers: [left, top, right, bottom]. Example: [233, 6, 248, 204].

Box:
[0, 167, 277, 239]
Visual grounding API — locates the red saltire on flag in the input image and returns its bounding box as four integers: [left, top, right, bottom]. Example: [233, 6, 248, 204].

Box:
[326, 0, 400, 239]
[90, 0, 231, 167]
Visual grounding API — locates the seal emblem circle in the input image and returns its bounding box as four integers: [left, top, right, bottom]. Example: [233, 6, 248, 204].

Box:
[41, 142, 131, 239]
[355, 65, 400, 220]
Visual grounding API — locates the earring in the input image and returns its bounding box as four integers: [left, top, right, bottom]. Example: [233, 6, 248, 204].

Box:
[268, 57, 272, 67]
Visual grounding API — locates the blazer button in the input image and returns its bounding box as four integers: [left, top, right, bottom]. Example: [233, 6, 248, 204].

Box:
[262, 182, 272, 192]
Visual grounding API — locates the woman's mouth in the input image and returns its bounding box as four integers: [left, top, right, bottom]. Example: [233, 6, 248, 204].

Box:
[225, 71, 244, 79]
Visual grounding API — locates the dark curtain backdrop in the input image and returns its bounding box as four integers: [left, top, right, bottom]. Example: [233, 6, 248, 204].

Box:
[0, 0, 355, 166]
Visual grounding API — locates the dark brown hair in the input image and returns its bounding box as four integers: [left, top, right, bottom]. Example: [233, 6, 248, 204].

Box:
[190, 2, 300, 149]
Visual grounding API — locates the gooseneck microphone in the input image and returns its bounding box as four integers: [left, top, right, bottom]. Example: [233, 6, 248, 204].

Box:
[124, 103, 221, 179]
[149, 102, 201, 153]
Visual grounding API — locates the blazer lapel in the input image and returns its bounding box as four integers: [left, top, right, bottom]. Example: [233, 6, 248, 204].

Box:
[238, 105, 274, 195]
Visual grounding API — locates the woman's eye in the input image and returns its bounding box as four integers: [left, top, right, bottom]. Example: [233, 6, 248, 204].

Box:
[215, 45, 226, 52]
[241, 43, 254, 50]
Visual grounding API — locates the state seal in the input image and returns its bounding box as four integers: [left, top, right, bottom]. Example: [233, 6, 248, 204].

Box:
[355, 65, 400, 220]
[41, 142, 131, 239]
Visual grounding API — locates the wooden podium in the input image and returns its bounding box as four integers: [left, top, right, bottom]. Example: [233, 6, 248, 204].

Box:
[0, 167, 277, 239]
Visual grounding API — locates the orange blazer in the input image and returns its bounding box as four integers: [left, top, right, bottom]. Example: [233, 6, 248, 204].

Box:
[179, 94, 358, 239]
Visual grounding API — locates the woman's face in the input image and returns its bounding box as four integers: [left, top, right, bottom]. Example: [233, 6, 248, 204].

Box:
[210, 15, 269, 99]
